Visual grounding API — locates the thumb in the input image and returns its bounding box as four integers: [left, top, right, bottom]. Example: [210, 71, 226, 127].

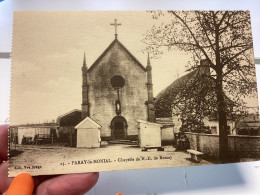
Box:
[5, 173, 34, 195]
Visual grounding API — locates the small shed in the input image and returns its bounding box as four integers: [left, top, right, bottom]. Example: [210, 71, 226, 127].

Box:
[75, 117, 101, 148]
[137, 120, 162, 148]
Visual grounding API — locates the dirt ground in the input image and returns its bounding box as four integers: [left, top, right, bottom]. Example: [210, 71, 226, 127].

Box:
[9, 143, 213, 176]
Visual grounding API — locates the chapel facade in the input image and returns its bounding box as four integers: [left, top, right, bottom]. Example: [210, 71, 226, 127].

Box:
[81, 27, 155, 141]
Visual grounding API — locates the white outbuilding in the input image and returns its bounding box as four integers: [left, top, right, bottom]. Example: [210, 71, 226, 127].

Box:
[75, 117, 101, 148]
[137, 120, 162, 150]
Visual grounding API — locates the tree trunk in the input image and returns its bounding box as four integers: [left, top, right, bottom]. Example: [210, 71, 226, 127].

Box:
[216, 71, 229, 163]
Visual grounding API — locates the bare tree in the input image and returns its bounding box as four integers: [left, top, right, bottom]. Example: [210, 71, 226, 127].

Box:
[144, 11, 257, 162]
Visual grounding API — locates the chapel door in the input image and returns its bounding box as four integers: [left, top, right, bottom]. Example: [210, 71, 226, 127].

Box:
[114, 121, 124, 139]
[111, 116, 127, 140]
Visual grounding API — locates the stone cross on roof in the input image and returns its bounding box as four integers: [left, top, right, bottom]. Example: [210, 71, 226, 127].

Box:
[110, 19, 121, 40]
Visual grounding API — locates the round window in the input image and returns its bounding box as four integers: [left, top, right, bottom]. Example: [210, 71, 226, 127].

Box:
[111, 75, 125, 89]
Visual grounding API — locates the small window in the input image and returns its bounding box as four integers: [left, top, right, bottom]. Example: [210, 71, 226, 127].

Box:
[210, 126, 217, 134]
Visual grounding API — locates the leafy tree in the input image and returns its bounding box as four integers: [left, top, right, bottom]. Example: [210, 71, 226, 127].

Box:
[144, 11, 257, 162]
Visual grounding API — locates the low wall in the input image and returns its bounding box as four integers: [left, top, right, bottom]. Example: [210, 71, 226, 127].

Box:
[229, 135, 260, 159]
[185, 132, 260, 160]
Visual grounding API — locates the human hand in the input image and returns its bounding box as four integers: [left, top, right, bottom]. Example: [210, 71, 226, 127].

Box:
[0, 124, 99, 195]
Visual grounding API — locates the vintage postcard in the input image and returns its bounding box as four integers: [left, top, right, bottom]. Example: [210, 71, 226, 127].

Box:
[9, 11, 259, 177]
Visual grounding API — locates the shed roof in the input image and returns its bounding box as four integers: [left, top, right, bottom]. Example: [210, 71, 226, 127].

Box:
[75, 117, 102, 129]
[137, 120, 162, 127]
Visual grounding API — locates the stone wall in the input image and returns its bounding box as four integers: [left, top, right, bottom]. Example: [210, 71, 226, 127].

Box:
[228, 135, 260, 159]
[185, 132, 260, 159]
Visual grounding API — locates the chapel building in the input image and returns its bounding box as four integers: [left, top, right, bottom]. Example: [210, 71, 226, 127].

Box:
[81, 22, 155, 141]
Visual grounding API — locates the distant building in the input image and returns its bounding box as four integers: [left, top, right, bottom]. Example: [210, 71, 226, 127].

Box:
[9, 124, 58, 145]
[236, 114, 260, 136]
[155, 60, 236, 135]
[202, 117, 235, 135]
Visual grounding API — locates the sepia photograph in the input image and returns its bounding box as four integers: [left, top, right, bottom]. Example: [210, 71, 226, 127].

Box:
[9, 11, 259, 177]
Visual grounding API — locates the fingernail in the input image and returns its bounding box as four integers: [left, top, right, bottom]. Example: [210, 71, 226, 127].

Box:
[6, 173, 34, 195]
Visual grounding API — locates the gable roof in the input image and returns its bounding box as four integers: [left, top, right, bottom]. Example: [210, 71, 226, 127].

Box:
[155, 70, 197, 102]
[75, 117, 102, 129]
[57, 109, 81, 120]
[154, 70, 200, 118]
[56, 109, 82, 126]
[88, 39, 146, 72]
[155, 66, 235, 118]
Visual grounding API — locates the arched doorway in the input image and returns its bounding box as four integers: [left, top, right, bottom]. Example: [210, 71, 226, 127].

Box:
[110, 116, 127, 140]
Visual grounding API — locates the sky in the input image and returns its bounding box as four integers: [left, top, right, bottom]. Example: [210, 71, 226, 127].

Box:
[10, 11, 193, 125]
[1, 0, 260, 125]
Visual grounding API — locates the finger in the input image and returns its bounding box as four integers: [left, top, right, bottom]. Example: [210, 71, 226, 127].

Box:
[35, 172, 99, 195]
[6, 173, 34, 195]
[33, 175, 56, 188]
[0, 161, 13, 194]
[0, 124, 8, 162]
